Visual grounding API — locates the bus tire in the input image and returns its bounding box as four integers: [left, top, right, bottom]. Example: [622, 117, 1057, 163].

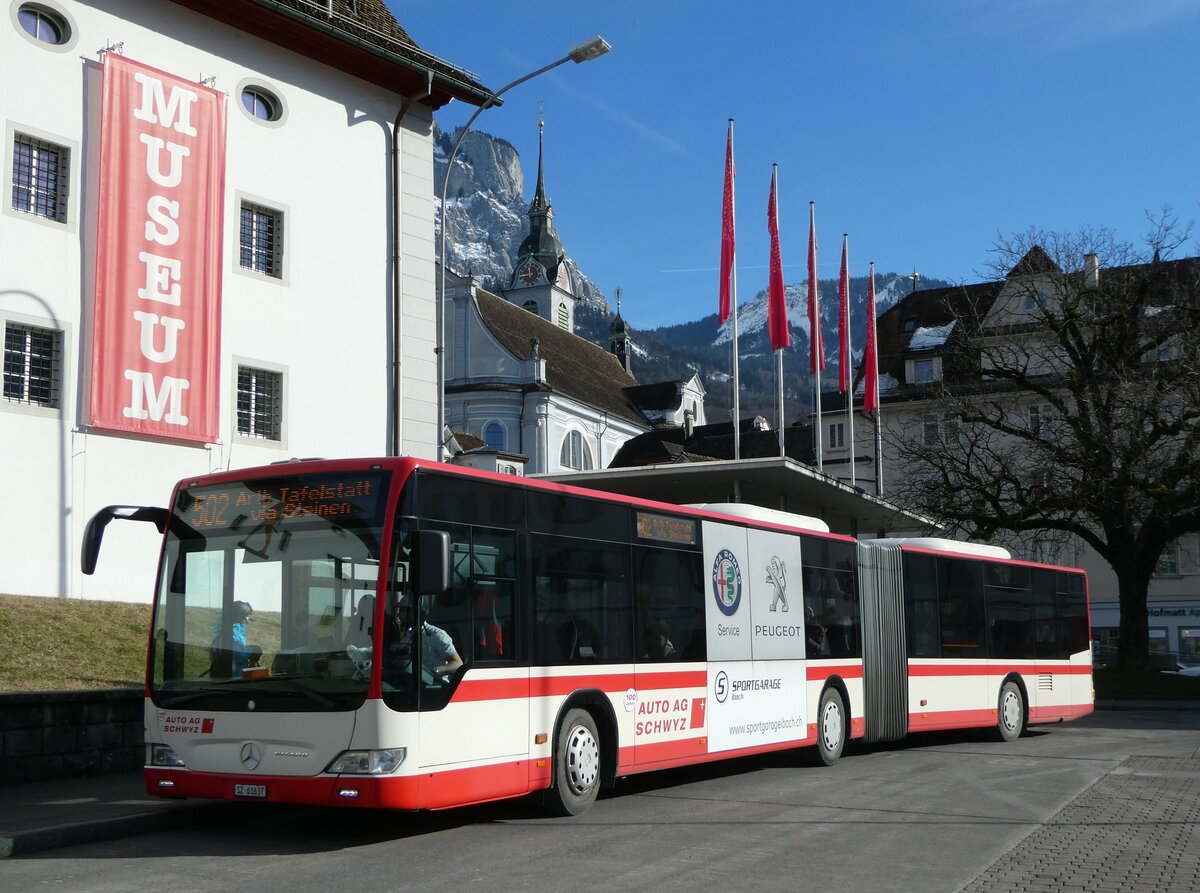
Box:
[545, 708, 601, 816]
[816, 687, 846, 766]
[996, 680, 1025, 742]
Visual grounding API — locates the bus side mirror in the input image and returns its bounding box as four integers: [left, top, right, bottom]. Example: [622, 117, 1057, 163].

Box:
[413, 530, 450, 596]
[81, 505, 169, 575]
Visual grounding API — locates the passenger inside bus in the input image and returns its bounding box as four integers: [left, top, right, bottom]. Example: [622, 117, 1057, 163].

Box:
[385, 596, 463, 685]
[641, 619, 677, 661]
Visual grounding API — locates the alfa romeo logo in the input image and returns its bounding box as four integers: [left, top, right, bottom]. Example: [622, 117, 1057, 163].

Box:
[712, 548, 742, 616]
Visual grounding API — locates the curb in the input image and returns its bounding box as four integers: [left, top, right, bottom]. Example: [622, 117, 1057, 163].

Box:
[0, 802, 226, 859]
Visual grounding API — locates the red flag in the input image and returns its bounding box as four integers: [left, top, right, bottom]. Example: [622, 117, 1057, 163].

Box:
[838, 234, 850, 393]
[864, 262, 880, 412]
[767, 166, 789, 351]
[807, 202, 824, 372]
[718, 121, 735, 324]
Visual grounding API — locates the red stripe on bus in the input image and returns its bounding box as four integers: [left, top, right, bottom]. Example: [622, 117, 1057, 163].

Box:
[452, 669, 708, 703]
[906, 663, 1092, 677]
[806, 663, 863, 680]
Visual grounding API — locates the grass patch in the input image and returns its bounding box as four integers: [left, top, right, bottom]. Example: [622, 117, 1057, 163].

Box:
[0, 594, 150, 692]
[1093, 667, 1200, 701]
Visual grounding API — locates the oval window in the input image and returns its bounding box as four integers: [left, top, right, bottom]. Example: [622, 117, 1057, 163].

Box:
[241, 87, 279, 122]
[17, 4, 69, 45]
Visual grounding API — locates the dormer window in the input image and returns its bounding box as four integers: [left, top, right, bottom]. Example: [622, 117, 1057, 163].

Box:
[906, 356, 942, 384]
[902, 316, 918, 333]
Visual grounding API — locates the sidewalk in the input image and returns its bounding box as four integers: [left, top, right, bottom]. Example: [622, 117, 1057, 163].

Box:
[0, 771, 223, 858]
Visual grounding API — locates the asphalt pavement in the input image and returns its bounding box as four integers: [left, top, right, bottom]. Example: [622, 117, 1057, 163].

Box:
[2, 699, 1198, 887]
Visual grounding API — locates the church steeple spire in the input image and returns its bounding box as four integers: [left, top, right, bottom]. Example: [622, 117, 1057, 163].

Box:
[508, 112, 576, 331]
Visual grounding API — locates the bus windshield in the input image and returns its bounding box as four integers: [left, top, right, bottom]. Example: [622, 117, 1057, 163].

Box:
[148, 469, 390, 712]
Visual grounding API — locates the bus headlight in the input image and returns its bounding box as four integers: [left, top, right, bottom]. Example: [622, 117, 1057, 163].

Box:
[326, 748, 406, 775]
[151, 744, 186, 767]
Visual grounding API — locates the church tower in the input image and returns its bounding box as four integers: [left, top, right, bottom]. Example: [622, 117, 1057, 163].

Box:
[609, 287, 632, 374]
[506, 118, 577, 332]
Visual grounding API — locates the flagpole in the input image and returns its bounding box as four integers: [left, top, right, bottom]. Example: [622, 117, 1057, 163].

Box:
[731, 148, 741, 464]
[775, 165, 785, 457]
[719, 118, 741, 462]
[866, 261, 884, 496]
[842, 235, 856, 487]
[809, 202, 823, 472]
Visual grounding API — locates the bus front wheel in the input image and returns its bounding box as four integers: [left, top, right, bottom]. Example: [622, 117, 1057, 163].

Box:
[546, 708, 601, 816]
[996, 680, 1025, 742]
[816, 687, 846, 766]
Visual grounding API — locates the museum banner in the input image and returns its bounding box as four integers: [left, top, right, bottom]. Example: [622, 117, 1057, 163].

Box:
[90, 54, 226, 443]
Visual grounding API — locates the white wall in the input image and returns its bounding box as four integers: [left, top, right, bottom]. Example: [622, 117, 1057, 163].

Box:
[1, 0, 439, 600]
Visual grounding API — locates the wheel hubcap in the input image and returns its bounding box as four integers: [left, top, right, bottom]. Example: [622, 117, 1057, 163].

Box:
[822, 702, 842, 751]
[565, 725, 599, 794]
[1002, 691, 1020, 731]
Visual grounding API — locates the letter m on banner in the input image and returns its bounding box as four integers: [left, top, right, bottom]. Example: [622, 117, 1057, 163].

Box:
[90, 55, 226, 443]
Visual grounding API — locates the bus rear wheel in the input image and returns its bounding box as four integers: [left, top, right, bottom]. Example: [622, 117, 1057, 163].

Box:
[816, 687, 846, 766]
[545, 708, 601, 816]
[996, 680, 1025, 742]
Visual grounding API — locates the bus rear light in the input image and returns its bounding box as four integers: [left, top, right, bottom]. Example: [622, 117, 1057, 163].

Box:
[536, 759, 547, 768]
[534, 733, 548, 745]
[326, 748, 406, 775]
[151, 745, 186, 767]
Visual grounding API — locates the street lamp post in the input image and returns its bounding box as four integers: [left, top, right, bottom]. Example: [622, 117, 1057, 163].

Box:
[436, 36, 611, 462]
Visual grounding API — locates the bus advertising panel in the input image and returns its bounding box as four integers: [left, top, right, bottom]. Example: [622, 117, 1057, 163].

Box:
[703, 522, 808, 753]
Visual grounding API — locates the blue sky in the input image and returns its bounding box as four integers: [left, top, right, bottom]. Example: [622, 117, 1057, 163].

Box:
[391, 1, 1200, 330]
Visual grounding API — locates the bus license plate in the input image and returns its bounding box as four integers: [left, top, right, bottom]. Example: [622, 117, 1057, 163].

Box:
[234, 783, 267, 799]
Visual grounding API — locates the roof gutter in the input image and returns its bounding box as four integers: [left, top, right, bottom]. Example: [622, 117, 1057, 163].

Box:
[244, 0, 496, 106]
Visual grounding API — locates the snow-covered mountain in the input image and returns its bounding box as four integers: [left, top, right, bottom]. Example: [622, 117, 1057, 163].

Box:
[434, 127, 953, 418]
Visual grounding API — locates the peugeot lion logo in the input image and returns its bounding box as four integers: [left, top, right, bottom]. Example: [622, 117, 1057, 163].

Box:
[240, 742, 262, 771]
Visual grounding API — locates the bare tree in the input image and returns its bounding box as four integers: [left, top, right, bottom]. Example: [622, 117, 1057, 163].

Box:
[886, 213, 1200, 670]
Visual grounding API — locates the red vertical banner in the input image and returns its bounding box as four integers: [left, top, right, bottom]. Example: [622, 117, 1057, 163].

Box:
[718, 121, 736, 325]
[766, 167, 789, 351]
[864, 262, 880, 412]
[90, 55, 226, 443]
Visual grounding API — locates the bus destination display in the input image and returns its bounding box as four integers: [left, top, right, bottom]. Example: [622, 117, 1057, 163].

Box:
[636, 511, 697, 546]
[183, 474, 387, 530]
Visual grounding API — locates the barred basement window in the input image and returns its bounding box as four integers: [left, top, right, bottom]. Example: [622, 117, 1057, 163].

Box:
[11, 133, 68, 222]
[239, 201, 283, 277]
[236, 365, 282, 440]
[3, 321, 61, 407]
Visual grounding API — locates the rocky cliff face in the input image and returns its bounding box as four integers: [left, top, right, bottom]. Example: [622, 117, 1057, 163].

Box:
[434, 126, 610, 313]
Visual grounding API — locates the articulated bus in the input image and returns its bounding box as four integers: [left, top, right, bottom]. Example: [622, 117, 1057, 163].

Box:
[82, 457, 1093, 815]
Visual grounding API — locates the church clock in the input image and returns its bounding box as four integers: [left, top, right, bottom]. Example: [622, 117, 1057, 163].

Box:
[518, 261, 542, 286]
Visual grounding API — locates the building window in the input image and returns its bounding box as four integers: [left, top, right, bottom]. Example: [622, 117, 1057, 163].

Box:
[11, 133, 68, 222]
[16, 4, 70, 46]
[560, 430, 593, 471]
[828, 421, 844, 449]
[241, 87, 279, 122]
[236, 365, 283, 440]
[1029, 402, 1053, 438]
[239, 201, 284, 277]
[921, 412, 959, 446]
[483, 421, 506, 451]
[557, 303, 569, 329]
[3, 320, 61, 407]
[522, 300, 539, 314]
[1155, 541, 1179, 577]
[907, 356, 940, 384]
[901, 316, 918, 333]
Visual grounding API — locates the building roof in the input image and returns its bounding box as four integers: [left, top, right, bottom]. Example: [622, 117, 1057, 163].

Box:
[611, 419, 816, 468]
[472, 289, 648, 426]
[171, 0, 492, 107]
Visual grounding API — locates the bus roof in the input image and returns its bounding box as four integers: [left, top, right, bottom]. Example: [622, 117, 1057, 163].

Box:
[686, 503, 830, 533]
[866, 537, 1012, 560]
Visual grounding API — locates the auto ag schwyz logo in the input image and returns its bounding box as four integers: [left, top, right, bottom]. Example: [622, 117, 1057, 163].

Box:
[712, 548, 742, 616]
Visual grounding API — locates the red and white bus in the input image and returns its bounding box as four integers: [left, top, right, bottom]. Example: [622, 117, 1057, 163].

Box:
[82, 456, 1093, 815]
